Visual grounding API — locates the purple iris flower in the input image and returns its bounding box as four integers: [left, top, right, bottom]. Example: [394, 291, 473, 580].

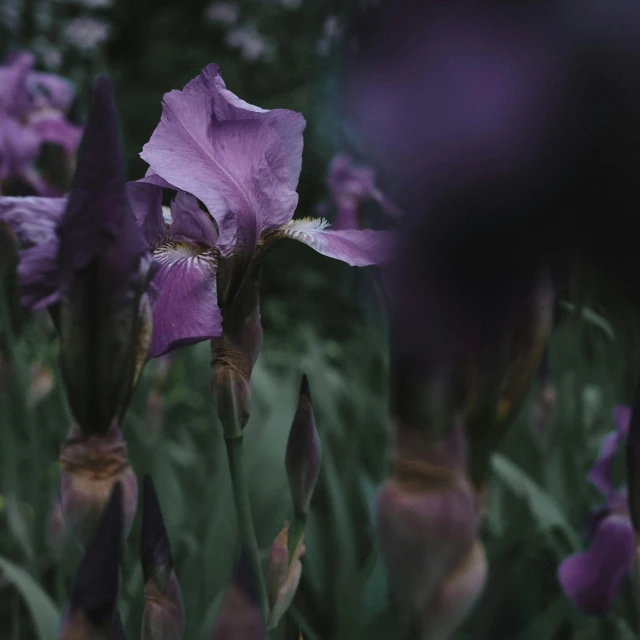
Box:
[327, 153, 401, 230]
[136, 64, 393, 359]
[0, 51, 82, 196]
[557, 406, 637, 616]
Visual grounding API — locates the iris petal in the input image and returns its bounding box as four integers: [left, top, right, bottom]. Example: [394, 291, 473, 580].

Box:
[149, 241, 222, 358]
[558, 513, 635, 616]
[274, 218, 394, 267]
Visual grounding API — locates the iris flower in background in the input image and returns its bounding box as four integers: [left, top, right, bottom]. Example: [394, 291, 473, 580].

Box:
[325, 153, 401, 230]
[0, 51, 82, 196]
[558, 406, 636, 616]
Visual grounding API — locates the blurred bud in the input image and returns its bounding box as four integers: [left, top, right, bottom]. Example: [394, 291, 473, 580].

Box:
[141, 475, 184, 640]
[57, 483, 123, 640]
[267, 523, 305, 630]
[110, 613, 127, 640]
[376, 420, 482, 634]
[27, 362, 53, 408]
[59, 423, 138, 548]
[419, 541, 487, 640]
[285, 376, 321, 515]
[210, 546, 266, 640]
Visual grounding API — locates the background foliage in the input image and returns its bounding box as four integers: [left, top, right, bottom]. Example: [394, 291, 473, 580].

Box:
[3, 1, 640, 638]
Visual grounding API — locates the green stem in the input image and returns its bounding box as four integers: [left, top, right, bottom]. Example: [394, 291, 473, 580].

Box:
[224, 434, 269, 621]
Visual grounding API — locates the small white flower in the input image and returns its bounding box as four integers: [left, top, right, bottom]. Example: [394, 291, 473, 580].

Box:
[203, 1, 239, 26]
[63, 16, 112, 52]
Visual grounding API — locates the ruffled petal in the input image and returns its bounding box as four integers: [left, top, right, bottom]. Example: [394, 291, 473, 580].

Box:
[274, 218, 394, 266]
[126, 181, 165, 250]
[170, 191, 219, 247]
[558, 513, 635, 616]
[149, 241, 222, 357]
[0, 195, 66, 245]
[140, 64, 304, 256]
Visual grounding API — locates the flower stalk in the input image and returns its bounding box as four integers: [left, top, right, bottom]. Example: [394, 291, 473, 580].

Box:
[224, 434, 270, 622]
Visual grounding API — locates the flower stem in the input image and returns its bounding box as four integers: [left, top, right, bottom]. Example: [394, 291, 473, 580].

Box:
[224, 434, 269, 621]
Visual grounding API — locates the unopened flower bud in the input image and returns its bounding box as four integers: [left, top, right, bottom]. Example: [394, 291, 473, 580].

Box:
[141, 475, 184, 640]
[47, 498, 71, 560]
[57, 77, 154, 435]
[59, 423, 137, 547]
[57, 483, 123, 640]
[419, 540, 487, 640]
[376, 421, 481, 632]
[267, 523, 305, 630]
[210, 546, 266, 640]
[285, 376, 320, 515]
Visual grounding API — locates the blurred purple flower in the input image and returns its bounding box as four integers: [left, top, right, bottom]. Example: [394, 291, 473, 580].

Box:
[138, 63, 392, 358]
[327, 152, 400, 230]
[0, 51, 81, 196]
[204, 2, 240, 26]
[558, 406, 636, 616]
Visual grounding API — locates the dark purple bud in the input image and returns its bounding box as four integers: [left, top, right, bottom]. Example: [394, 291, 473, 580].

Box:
[57, 483, 123, 639]
[285, 375, 321, 515]
[210, 545, 266, 640]
[141, 475, 184, 640]
[59, 423, 138, 548]
[57, 75, 154, 436]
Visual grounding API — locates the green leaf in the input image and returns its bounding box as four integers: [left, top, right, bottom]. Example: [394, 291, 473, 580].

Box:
[490, 453, 581, 550]
[0, 555, 60, 640]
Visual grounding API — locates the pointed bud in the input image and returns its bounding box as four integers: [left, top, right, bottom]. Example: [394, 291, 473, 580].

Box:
[57, 483, 123, 639]
[267, 528, 305, 630]
[57, 76, 154, 436]
[285, 376, 320, 515]
[59, 423, 138, 548]
[530, 350, 556, 449]
[47, 498, 71, 560]
[141, 475, 184, 640]
[210, 546, 266, 640]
